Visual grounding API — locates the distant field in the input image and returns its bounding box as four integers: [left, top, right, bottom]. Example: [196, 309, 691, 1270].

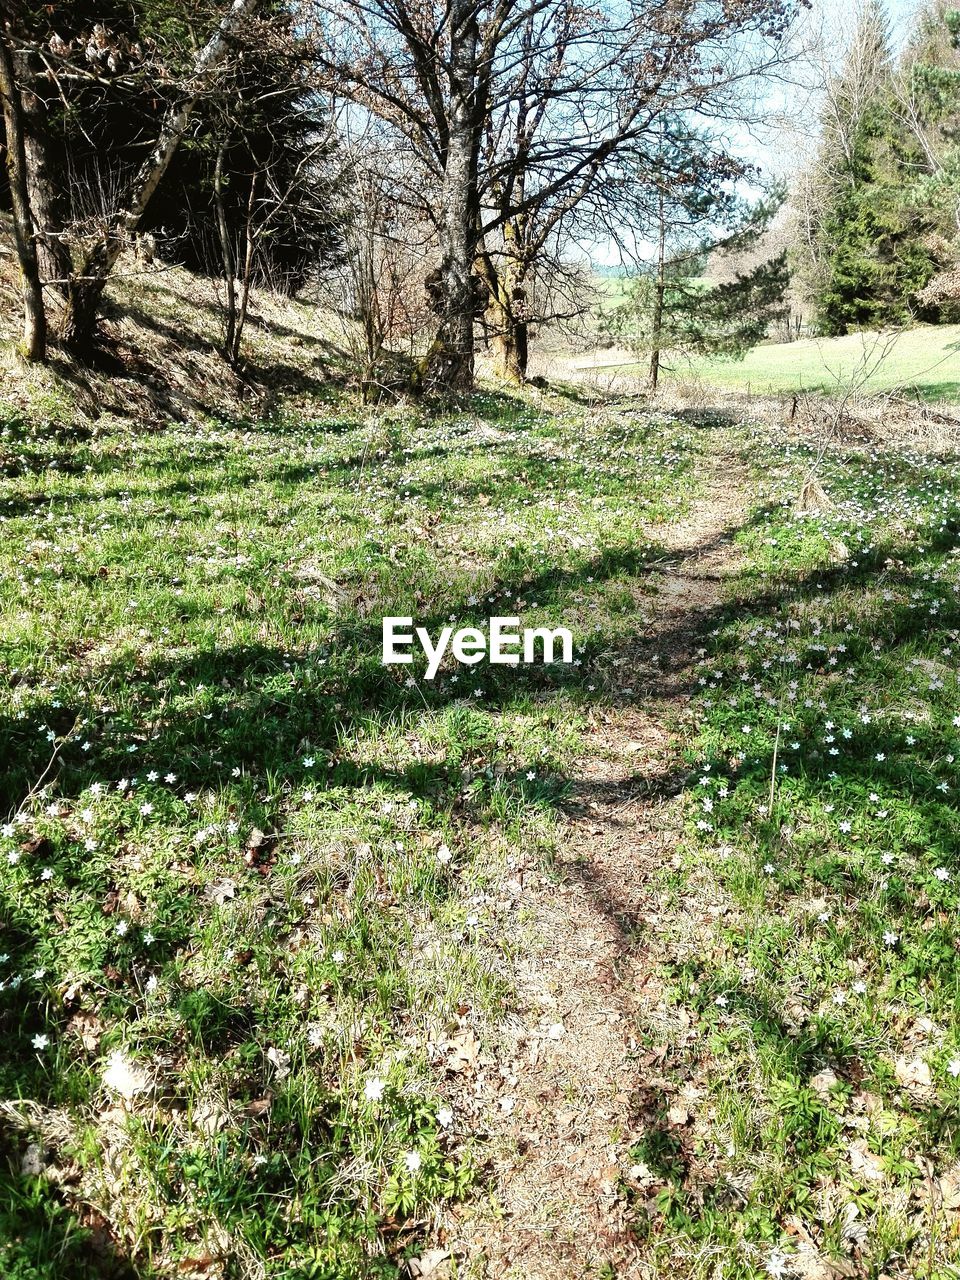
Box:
[584, 323, 960, 403]
[593, 272, 633, 310]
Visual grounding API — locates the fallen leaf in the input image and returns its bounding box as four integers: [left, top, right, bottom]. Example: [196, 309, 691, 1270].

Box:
[894, 1056, 932, 1089]
[176, 1255, 219, 1275]
[266, 1046, 291, 1080]
[193, 1103, 229, 1135]
[120, 890, 142, 922]
[68, 1011, 103, 1052]
[810, 1069, 839, 1096]
[446, 1030, 478, 1074]
[404, 1249, 451, 1279]
[206, 877, 236, 905]
[938, 1162, 960, 1211]
[627, 1161, 654, 1186]
[848, 1139, 884, 1182]
[793, 1243, 858, 1280]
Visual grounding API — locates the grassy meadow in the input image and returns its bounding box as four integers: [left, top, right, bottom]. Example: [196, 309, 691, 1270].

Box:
[646, 432, 960, 1278]
[0, 391, 697, 1277]
[4, 367, 960, 1277]
[582, 321, 960, 404]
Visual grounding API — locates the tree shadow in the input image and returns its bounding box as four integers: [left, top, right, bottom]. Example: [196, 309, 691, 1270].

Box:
[5, 428, 960, 1260]
[0, 1132, 144, 1280]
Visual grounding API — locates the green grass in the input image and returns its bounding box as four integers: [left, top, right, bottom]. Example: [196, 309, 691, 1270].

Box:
[619, 323, 960, 403]
[0, 391, 699, 1278]
[6, 378, 960, 1277]
[636, 431, 960, 1278]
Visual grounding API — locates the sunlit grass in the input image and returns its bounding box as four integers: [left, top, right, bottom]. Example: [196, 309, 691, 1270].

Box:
[0, 389, 698, 1278]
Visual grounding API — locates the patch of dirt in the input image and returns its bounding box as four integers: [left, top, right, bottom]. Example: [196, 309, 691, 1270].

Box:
[441, 458, 751, 1278]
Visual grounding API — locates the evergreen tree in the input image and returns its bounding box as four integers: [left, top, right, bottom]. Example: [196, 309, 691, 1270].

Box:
[603, 124, 789, 388]
[146, 6, 342, 297]
[902, 3, 960, 317]
[809, 0, 936, 334]
[1, 3, 340, 300]
[815, 99, 936, 332]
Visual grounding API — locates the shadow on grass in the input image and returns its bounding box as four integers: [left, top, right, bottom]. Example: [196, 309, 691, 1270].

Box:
[0, 1151, 143, 1280]
[5, 429, 960, 1261]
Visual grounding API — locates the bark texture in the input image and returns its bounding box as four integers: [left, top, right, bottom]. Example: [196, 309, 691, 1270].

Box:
[20, 57, 71, 300]
[421, 0, 480, 392]
[0, 33, 46, 361]
[479, 247, 529, 384]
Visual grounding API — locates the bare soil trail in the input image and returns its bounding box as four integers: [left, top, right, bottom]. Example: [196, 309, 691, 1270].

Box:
[441, 454, 754, 1279]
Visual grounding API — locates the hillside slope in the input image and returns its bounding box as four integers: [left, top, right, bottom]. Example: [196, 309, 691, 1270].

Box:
[0, 223, 354, 428]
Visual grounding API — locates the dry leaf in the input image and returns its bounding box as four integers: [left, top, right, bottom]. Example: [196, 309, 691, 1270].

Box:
[938, 1162, 960, 1211]
[193, 1103, 229, 1136]
[68, 1011, 103, 1052]
[207, 877, 236, 905]
[404, 1249, 451, 1278]
[627, 1161, 654, 1186]
[121, 890, 143, 922]
[176, 1255, 219, 1275]
[848, 1139, 884, 1182]
[266, 1046, 291, 1080]
[446, 1030, 478, 1074]
[894, 1056, 932, 1089]
[793, 1245, 858, 1280]
[810, 1069, 839, 1096]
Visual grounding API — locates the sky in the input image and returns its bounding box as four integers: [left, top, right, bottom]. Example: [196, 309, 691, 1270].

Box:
[584, 0, 924, 268]
[757, 0, 921, 177]
[885, 0, 921, 42]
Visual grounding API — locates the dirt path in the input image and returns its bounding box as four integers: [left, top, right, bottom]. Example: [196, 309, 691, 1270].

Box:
[441, 457, 752, 1279]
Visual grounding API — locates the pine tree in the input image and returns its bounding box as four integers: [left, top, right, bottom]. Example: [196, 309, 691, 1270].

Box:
[808, 0, 936, 333]
[903, 3, 960, 317]
[604, 127, 790, 387]
[1, 3, 340, 313]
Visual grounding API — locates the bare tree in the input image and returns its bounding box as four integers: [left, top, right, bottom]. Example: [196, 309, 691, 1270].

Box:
[1, 0, 267, 359]
[792, 0, 893, 302]
[58, 0, 267, 354]
[309, 0, 803, 391]
[334, 139, 437, 387]
[0, 24, 46, 361]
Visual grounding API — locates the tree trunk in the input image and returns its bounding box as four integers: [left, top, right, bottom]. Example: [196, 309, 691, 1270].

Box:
[19, 56, 71, 301]
[230, 169, 261, 369]
[491, 310, 521, 383]
[421, 0, 479, 392]
[213, 140, 238, 364]
[477, 241, 529, 384]
[0, 33, 46, 362]
[59, 0, 264, 356]
[485, 282, 527, 384]
[649, 190, 667, 393]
